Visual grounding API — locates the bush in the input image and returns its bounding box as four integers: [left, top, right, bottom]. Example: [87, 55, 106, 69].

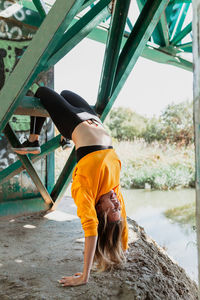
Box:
[106, 101, 194, 145]
[105, 107, 146, 141]
[115, 141, 195, 190]
[141, 101, 194, 144]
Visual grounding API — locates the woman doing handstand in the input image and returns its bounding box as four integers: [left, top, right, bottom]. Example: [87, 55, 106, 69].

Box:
[13, 87, 128, 287]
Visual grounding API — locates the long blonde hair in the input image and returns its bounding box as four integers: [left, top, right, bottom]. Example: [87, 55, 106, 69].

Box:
[93, 210, 126, 271]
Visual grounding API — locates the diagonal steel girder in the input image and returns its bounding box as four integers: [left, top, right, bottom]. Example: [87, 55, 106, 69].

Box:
[170, 21, 192, 45]
[137, 0, 169, 47]
[0, 0, 84, 206]
[49, 0, 131, 205]
[0, 135, 62, 185]
[101, 0, 170, 121]
[50, 149, 77, 207]
[0, 0, 85, 134]
[174, 2, 190, 35]
[4, 124, 54, 205]
[46, 0, 111, 70]
[47, 0, 170, 206]
[32, 0, 48, 19]
[95, 0, 131, 115]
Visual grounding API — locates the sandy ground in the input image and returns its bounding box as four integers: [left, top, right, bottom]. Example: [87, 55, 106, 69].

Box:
[0, 192, 198, 300]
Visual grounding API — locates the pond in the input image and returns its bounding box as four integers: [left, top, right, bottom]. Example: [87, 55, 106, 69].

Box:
[123, 188, 197, 283]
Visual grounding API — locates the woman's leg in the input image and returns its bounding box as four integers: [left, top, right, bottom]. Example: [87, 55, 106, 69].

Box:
[60, 90, 96, 115]
[28, 116, 46, 143]
[35, 87, 81, 139]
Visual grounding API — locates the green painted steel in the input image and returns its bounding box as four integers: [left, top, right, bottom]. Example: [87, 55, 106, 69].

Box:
[179, 41, 192, 52]
[0, 0, 85, 134]
[33, 0, 48, 19]
[51, 149, 76, 204]
[101, 0, 170, 122]
[46, 0, 111, 70]
[112, 0, 170, 97]
[154, 14, 169, 47]
[166, 2, 183, 39]
[0, 0, 194, 216]
[0, 197, 49, 217]
[15, 96, 49, 117]
[95, 0, 131, 115]
[86, 23, 192, 71]
[4, 124, 54, 205]
[51, 0, 171, 205]
[0, 135, 61, 185]
[174, 3, 190, 35]
[170, 21, 192, 45]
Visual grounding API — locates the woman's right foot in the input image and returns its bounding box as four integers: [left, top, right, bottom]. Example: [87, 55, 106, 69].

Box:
[12, 140, 41, 155]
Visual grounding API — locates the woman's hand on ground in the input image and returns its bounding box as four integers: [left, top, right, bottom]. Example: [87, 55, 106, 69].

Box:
[58, 272, 87, 287]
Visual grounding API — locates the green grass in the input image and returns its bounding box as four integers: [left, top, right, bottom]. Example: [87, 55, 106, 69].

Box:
[164, 203, 195, 228]
[114, 140, 195, 190]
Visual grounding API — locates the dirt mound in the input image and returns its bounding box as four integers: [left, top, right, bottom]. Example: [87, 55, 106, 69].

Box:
[0, 197, 198, 300]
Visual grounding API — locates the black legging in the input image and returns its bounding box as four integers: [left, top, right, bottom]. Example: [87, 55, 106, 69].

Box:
[30, 87, 101, 139]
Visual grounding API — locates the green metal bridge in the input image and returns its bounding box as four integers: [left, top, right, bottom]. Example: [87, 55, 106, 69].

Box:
[0, 0, 193, 215]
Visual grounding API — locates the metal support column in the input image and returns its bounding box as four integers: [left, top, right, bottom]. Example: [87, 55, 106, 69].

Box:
[101, 0, 170, 121]
[95, 0, 131, 115]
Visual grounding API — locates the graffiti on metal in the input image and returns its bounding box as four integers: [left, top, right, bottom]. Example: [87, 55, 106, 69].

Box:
[0, 0, 54, 202]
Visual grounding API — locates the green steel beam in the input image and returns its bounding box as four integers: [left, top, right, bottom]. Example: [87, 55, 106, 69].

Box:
[50, 149, 76, 205]
[136, 0, 144, 11]
[158, 14, 170, 46]
[0, 134, 61, 185]
[21, 0, 95, 13]
[32, 0, 48, 19]
[95, 0, 131, 115]
[178, 41, 192, 52]
[170, 21, 192, 45]
[86, 24, 192, 71]
[0, 0, 85, 134]
[174, 3, 190, 34]
[100, 0, 170, 121]
[137, 1, 169, 48]
[142, 45, 192, 71]
[17, 0, 192, 72]
[167, 3, 183, 39]
[79, 0, 96, 12]
[112, 0, 170, 97]
[48, 0, 173, 206]
[152, 14, 169, 47]
[0, 197, 49, 217]
[15, 96, 49, 117]
[170, 0, 191, 3]
[127, 18, 133, 31]
[46, 0, 111, 69]
[4, 124, 54, 205]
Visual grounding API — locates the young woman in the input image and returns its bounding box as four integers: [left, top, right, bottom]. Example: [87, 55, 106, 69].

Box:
[13, 87, 128, 287]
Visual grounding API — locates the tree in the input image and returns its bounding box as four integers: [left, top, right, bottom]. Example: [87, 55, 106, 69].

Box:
[105, 107, 146, 141]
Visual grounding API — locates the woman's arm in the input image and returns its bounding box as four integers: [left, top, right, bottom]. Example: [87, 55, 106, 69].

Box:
[59, 236, 97, 287]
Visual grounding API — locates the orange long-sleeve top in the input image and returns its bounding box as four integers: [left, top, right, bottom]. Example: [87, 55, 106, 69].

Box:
[71, 149, 128, 250]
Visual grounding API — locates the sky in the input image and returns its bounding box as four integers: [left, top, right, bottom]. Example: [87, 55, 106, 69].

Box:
[55, 38, 193, 118]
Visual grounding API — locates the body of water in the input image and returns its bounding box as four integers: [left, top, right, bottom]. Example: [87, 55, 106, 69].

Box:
[123, 188, 197, 282]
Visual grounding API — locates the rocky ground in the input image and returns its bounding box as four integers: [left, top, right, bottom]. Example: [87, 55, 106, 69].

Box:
[0, 193, 198, 300]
